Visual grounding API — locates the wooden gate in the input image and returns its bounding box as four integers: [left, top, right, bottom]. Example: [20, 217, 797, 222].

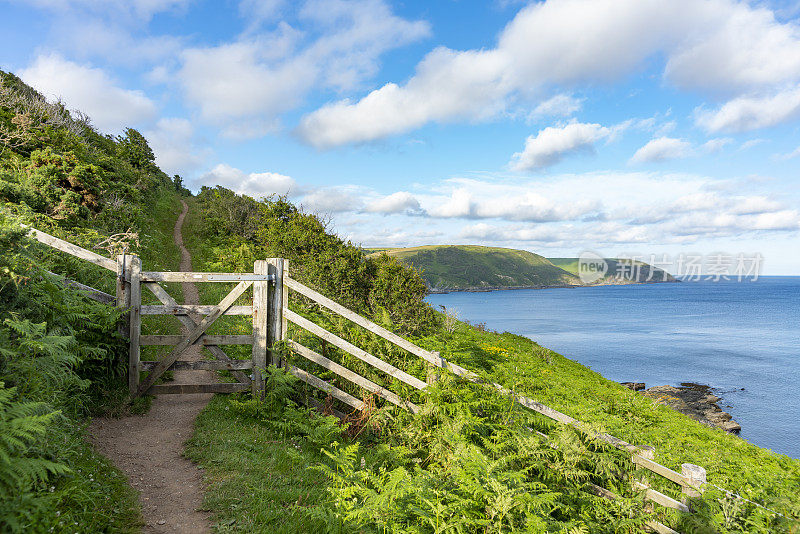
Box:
[119, 255, 288, 399]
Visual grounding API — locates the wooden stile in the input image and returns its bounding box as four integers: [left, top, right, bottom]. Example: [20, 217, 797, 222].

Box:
[285, 364, 364, 411]
[140, 334, 253, 346]
[141, 304, 253, 315]
[149, 383, 249, 395]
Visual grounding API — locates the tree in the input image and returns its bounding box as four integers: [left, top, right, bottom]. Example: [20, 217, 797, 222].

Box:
[116, 128, 155, 171]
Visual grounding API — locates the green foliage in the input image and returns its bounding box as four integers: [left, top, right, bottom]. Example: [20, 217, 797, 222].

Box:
[194, 188, 438, 335]
[115, 128, 156, 172]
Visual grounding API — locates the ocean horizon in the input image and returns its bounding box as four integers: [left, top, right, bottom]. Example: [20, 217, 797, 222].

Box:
[428, 276, 800, 459]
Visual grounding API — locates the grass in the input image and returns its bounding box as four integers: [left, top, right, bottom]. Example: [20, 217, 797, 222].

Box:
[185, 395, 332, 533]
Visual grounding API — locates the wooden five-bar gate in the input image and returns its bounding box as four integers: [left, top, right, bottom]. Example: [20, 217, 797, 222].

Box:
[25, 224, 779, 534]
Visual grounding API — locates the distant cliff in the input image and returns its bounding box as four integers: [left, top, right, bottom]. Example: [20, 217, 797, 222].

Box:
[366, 245, 676, 291]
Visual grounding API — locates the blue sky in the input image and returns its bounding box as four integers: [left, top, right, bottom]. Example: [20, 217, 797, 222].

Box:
[1, 0, 799, 274]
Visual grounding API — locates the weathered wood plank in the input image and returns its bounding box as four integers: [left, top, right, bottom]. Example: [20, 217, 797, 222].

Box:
[281, 261, 289, 342]
[285, 364, 364, 411]
[116, 255, 130, 341]
[287, 340, 419, 413]
[285, 277, 475, 378]
[633, 481, 690, 513]
[139, 360, 254, 371]
[24, 226, 117, 271]
[252, 260, 268, 397]
[142, 282, 251, 385]
[128, 256, 142, 397]
[147, 383, 250, 395]
[283, 308, 427, 390]
[633, 454, 686, 486]
[139, 335, 253, 346]
[141, 305, 253, 316]
[140, 272, 273, 282]
[646, 521, 680, 534]
[46, 271, 115, 304]
[134, 280, 253, 398]
[267, 258, 284, 367]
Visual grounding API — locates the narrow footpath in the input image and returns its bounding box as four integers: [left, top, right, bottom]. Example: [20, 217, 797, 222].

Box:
[89, 200, 214, 533]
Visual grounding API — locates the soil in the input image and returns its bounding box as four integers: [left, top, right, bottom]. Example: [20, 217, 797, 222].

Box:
[88, 200, 215, 533]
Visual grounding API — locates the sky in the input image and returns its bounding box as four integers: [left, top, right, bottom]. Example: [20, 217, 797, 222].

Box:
[1, 0, 799, 274]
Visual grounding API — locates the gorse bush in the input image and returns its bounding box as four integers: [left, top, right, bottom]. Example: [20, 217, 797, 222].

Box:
[195, 186, 438, 335]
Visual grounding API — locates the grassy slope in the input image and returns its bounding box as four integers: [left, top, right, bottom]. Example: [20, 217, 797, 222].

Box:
[183, 221, 799, 531]
[549, 257, 677, 283]
[371, 245, 580, 290]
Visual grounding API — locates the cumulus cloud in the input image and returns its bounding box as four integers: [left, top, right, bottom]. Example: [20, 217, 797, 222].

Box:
[630, 137, 693, 164]
[510, 122, 612, 171]
[364, 192, 424, 215]
[199, 163, 296, 199]
[299, 0, 800, 146]
[144, 118, 208, 176]
[694, 87, 800, 133]
[19, 54, 156, 133]
[178, 0, 429, 138]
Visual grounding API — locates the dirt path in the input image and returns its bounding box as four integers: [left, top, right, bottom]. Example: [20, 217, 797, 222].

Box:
[89, 200, 214, 533]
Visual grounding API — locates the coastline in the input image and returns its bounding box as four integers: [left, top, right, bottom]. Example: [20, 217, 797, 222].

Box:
[622, 382, 742, 434]
[427, 278, 679, 294]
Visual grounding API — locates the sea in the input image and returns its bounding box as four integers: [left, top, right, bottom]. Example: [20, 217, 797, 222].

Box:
[427, 276, 800, 459]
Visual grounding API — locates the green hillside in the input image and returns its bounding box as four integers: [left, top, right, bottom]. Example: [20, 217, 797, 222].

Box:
[549, 257, 677, 284]
[369, 245, 580, 290]
[3, 69, 799, 533]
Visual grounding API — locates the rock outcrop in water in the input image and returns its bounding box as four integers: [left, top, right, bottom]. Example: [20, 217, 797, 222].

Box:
[622, 382, 741, 434]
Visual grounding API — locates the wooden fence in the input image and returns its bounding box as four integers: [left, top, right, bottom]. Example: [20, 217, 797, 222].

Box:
[25, 225, 736, 534]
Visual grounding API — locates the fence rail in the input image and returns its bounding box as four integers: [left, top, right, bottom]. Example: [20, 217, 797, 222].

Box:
[24, 224, 751, 534]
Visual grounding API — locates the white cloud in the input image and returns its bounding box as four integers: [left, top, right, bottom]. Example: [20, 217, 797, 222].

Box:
[144, 118, 207, 176]
[19, 54, 156, 133]
[178, 0, 429, 138]
[740, 138, 767, 150]
[199, 163, 296, 199]
[630, 137, 692, 164]
[299, 0, 800, 146]
[530, 93, 583, 118]
[301, 188, 363, 213]
[782, 146, 800, 159]
[694, 87, 800, 133]
[509, 122, 611, 171]
[364, 192, 424, 215]
[701, 137, 734, 153]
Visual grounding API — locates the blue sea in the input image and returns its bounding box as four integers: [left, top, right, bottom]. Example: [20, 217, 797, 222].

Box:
[427, 277, 800, 459]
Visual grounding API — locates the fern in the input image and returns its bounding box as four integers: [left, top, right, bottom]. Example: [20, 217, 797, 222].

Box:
[0, 383, 69, 490]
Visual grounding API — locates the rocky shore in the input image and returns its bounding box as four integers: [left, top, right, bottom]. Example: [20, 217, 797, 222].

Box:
[621, 382, 741, 434]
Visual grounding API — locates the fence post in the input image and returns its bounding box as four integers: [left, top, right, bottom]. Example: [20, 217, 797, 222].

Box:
[281, 260, 289, 344]
[116, 254, 131, 339]
[252, 260, 268, 397]
[266, 258, 284, 368]
[681, 463, 706, 501]
[128, 255, 141, 398]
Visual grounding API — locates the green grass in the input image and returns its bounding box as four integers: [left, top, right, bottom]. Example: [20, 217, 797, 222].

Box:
[370, 245, 579, 290]
[185, 395, 333, 533]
